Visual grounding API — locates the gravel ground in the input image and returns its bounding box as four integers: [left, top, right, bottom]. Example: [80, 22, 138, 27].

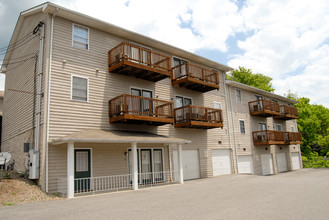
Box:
[0, 178, 62, 207]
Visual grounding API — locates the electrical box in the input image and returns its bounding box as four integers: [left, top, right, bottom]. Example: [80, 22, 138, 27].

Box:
[29, 149, 40, 179]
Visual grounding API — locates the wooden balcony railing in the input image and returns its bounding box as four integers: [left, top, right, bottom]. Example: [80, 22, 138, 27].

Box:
[274, 105, 298, 120]
[285, 132, 302, 144]
[108, 42, 171, 82]
[172, 63, 219, 92]
[109, 94, 174, 125]
[249, 99, 280, 117]
[174, 105, 223, 129]
[253, 130, 302, 146]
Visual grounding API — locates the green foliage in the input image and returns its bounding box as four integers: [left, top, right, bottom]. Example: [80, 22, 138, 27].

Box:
[291, 94, 329, 161]
[302, 152, 329, 168]
[227, 66, 275, 92]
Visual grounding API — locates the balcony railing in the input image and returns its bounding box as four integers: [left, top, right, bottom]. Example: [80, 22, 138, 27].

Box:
[274, 105, 298, 120]
[249, 99, 280, 117]
[57, 171, 179, 196]
[174, 105, 223, 129]
[253, 130, 302, 146]
[109, 94, 174, 125]
[172, 62, 219, 92]
[108, 42, 171, 82]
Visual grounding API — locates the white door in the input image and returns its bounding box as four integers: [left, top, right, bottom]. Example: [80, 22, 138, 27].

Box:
[291, 152, 301, 170]
[173, 150, 200, 180]
[238, 155, 253, 174]
[261, 154, 274, 175]
[212, 150, 232, 176]
[277, 153, 288, 172]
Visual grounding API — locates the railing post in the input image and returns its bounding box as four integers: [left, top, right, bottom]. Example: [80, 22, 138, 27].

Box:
[131, 142, 138, 190]
[178, 143, 184, 184]
[123, 94, 127, 113]
[188, 106, 192, 121]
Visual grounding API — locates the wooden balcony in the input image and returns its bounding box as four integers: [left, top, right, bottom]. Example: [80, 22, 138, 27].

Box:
[108, 42, 171, 82]
[172, 63, 219, 92]
[253, 130, 302, 146]
[249, 99, 280, 117]
[174, 105, 223, 129]
[274, 105, 298, 120]
[109, 94, 174, 125]
[284, 132, 302, 144]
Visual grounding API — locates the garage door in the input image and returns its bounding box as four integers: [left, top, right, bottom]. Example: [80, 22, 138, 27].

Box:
[173, 150, 200, 180]
[291, 152, 301, 170]
[238, 155, 253, 174]
[261, 154, 274, 175]
[212, 149, 232, 176]
[277, 153, 288, 172]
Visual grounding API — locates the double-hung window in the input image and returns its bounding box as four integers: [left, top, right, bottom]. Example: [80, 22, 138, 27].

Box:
[72, 76, 88, 101]
[214, 101, 222, 109]
[73, 24, 89, 50]
[236, 89, 241, 103]
[239, 120, 245, 134]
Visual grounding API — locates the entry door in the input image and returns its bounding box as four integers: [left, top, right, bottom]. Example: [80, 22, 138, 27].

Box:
[75, 149, 91, 191]
[131, 88, 152, 115]
[261, 154, 274, 175]
[140, 149, 152, 183]
[277, 153, 288, 172]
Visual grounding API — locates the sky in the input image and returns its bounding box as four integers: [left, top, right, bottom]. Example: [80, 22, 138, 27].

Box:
[0, 0, 329, 107]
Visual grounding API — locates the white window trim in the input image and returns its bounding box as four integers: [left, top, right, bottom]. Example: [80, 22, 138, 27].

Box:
[71, 75, 89, 102]
[255, 95, 263, 100]
[214, 101, 222, 109]
[236, 89, 241, 103]
[72, 23, 90, 50]
[239, 119, 246, 134]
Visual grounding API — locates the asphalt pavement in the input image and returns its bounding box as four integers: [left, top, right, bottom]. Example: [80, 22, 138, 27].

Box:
[1, 168, 329, 220]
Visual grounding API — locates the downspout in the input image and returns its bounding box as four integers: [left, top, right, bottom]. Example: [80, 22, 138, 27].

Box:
[46, 8, 58, 192]
[222, 72, 234, 173]
[228, 85, 238, 173]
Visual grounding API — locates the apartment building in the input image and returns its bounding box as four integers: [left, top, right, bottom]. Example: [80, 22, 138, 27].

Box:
[0, 2, 301, 198]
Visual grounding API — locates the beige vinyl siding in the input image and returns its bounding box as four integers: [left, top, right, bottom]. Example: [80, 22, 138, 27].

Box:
[2, 13, 49, 176]
[48, 143, 170, 193]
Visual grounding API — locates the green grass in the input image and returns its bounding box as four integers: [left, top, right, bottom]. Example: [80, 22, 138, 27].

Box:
[2, 202, 15, 206]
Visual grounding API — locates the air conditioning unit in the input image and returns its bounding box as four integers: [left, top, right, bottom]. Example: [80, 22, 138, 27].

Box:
[29, 149, 40, 179]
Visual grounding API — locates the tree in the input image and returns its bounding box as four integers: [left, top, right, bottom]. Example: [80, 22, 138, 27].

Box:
[227, 66, 275, 92]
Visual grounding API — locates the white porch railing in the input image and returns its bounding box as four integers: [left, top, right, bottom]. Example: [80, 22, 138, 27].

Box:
[58, 171, 179, 196]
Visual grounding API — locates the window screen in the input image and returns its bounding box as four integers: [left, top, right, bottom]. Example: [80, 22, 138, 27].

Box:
[72, 76, 88, 101]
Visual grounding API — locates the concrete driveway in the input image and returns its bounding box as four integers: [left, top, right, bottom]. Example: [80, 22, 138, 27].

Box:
[1, 168, 329, 220]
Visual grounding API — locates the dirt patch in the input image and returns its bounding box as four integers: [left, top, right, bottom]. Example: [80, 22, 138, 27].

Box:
[0, 178, 62, 207]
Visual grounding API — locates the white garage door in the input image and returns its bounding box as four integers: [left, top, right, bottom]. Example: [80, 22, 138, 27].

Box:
[277, 153, 288, 172]
[173, 150, 200, 180]
[261, 154, 274, 175]
[291, 152, 301, 170]
[212, 149, 232, 176]
[238, 155, 253, 174]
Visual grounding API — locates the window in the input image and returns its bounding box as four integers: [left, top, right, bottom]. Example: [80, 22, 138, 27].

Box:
[259, 123, 267, 131]
[131, 88, 153, 114]
[72, 76, 88, 101]
[275, 124, 282, 131]
[271, 99, 278, 103]
[73, 24, 89, 50]
[291, 126, 295, 132]
[214, 101, 222, 109]
[175, 96, 192, 108]
[255, 95, 263, 100]
[239, 120, 245, 134]
[173, 57, 187, 76]
[236, 89, 241, 102]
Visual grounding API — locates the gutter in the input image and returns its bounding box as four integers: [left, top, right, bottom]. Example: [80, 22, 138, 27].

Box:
[228, 85, 238, 173]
